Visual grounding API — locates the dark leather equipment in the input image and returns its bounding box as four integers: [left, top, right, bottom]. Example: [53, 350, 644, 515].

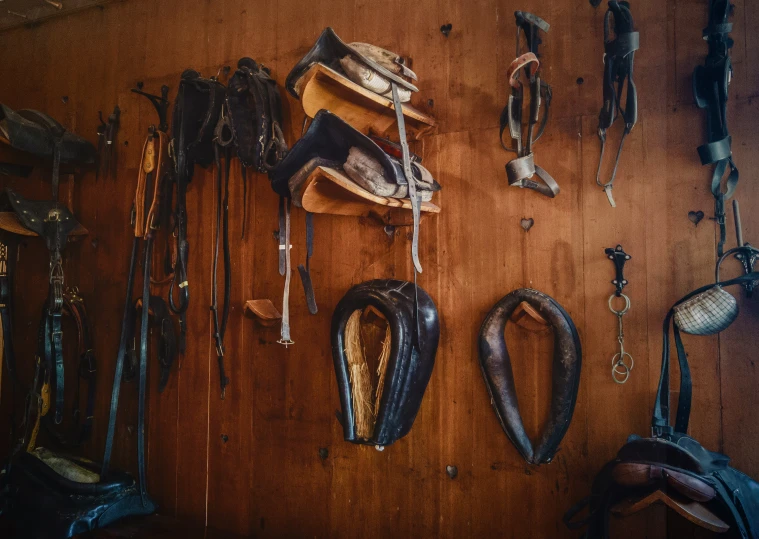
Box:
[499, 12, 557, 198]
[479, 288, 582, 465]
[331, 280, 439, 446]
[564, 272, 759, 538]
[168, 70, 225, 354]
[2, 449, 153, 538]
[285, 27, 418, 100]
[594, 1, 639, 207]
[693, 0, 737, 256]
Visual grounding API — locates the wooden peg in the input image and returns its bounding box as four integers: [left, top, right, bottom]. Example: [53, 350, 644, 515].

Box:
[510, 301, 549, 332]
[244, 300, 282, 327]
[611, 490, 729, 533]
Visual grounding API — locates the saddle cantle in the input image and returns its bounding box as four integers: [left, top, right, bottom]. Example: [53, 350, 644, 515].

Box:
[270, 110, 440, 202]
[479, 288, 582, 465]
[331, 280, 439, 446]
[285, 27, 418, 101]
[0, 104, 96, 165]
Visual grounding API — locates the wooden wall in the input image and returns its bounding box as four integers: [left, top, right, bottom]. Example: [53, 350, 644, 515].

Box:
[1, 0, 758, 536]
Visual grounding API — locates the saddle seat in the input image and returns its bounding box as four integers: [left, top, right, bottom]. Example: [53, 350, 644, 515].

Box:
[3, 448, 155, 538]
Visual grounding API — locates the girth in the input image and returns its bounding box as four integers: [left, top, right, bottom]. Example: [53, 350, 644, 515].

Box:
[499, 12, 557, 198]
[331, 280, 439, 447]
[594, 1, 639, 207]
[479, 288, 582, 465]
[693, 0, 737, 256]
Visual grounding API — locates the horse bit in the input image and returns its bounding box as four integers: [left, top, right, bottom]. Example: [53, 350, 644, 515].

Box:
[606, 245, 633, 383]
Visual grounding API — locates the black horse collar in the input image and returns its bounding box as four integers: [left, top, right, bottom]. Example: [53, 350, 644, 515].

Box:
[331, 280, 439, 447]
[479, 288, 582, 464]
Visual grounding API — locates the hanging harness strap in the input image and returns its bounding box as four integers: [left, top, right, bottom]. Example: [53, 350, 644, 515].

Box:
[500, 12, 556, 198]
[693, 0, 737, 256]
[297, 211, 318, 315]
[595, 1, 639, 207]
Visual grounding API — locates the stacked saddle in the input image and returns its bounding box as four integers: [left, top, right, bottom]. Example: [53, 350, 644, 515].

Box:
[273, 27, 441, 208]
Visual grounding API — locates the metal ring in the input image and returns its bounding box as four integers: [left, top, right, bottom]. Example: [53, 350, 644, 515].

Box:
[612, 352, 634, 372]
[612, 362, 630, 384]
[608, 293, 631, 316]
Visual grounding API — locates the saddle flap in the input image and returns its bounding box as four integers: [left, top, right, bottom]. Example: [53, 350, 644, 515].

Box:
[5, 189, 79, 252]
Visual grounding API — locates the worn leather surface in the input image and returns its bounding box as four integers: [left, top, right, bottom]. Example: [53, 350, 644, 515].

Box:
[270, 110, 440, 198]
[0, 104, 96, 163]
[5, 188, 79, 253]
[284, 27, 418, 99]
[331, 279, 439, 446]
[1, 450, 155, 538]
[479, 288, 581, 465]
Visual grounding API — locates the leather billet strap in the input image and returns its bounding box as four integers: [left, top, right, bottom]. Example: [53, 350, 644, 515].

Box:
[693, 0, 736, 256]
[135, 296, 177, 393]
[211, 111, 232, 398]
[297, 211, 318, 315]
[278, 197, 294, 346]
[479, 288, 582, 465]
[505, 153, 560, 198]
[595, 1, 639, 208]
[652, 271, 759, 438]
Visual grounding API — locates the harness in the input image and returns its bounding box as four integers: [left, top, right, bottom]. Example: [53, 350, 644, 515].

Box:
[102, 112, 170, 507]
[693, 0, 737, 256]
[499, 12, 557, 198]
[594, 1, 639, 207]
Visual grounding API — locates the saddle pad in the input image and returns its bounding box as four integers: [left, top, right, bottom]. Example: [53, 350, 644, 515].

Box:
[32, 447, 99, 484]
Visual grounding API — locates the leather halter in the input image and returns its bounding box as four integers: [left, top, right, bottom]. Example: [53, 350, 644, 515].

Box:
[331, 280, 439, 447]
[693, 0, 737, 256]
[479, 288, 582, 465]
[500, 12, 557, 198]
[594, 1, 639, 207]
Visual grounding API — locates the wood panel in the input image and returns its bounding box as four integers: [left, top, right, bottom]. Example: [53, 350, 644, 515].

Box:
[0, 0, 758, 537]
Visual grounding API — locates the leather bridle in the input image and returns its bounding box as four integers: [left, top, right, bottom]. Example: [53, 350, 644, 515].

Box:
[693, 0, 737, 256]
[594, 1, 639, 208]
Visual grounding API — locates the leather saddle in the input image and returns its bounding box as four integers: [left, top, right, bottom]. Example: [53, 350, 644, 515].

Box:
[331, 279, 439, 447]
[0, 104, 96, 165]
[479, 288, 582, 465]
[1, 448, 155, 538]
[285, 27, 418, 100]
[4, 188, 80, 255]
[565, 272, 759, 537]
[270, 109, 440, 202]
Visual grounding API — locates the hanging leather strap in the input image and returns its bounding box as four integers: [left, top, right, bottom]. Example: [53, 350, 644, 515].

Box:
[297, 211, 318, 315]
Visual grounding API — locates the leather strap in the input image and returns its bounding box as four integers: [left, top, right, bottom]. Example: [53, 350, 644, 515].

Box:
[278, 198, 294, 346]
[595, 1, 639, 207]
[297, 211, 318, 315]
[505, 153, 560, 197]
[652, 271, 759, 437]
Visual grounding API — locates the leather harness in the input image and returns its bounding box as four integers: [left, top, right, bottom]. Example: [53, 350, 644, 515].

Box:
[594, 1, 639, 207]
[101, 126, 169, 507]
[500, 12, 557, 198]
[693, 0, 737, 256]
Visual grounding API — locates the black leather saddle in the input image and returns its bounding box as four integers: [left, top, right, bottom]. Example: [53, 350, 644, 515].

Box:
[285, 26, 418, 100]
[565, 273, 759, 538]
[331, 279, 439, 447]
[479, 288, 582, 465]
[270, 109, 440, 200]
[2, 449, 155, 538]
[0, 104, 96, 165]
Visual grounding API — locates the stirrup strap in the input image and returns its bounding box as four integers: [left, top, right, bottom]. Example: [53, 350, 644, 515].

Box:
[297, 211, 318, 315]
